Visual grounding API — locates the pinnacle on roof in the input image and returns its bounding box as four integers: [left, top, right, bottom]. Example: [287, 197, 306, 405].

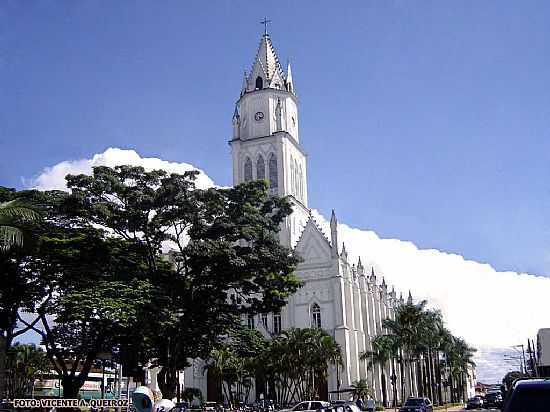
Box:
[341, 242, 347, 259]
[407, 290, 413, 304]
[381, 277, 387, 288]
[240, 71, 248, 96]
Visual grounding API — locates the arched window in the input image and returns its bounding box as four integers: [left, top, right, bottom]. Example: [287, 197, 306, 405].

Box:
[269, 153, 278, 190]
[298, 164, 303, 200]
[294, 159, 299, 197]
[255, 76, 263, 90]
[244, 157, 253, 181]
[257, 155, 265, 180]
[311, 303, 321, 329]
[247, 314, 255, 329]
[290, 157, 295, 195]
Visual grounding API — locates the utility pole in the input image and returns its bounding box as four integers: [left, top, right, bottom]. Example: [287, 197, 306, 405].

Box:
[512, 345, 527, 374]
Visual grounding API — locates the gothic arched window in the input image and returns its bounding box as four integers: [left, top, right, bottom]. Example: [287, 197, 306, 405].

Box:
[255, 76, 263, 90]
[311, 303, 321, 329]
[298, 164, 303, 200]
[269, 153, 278, 190]
[257, 155, 265, 180]
[244, 157, 253, 182]
[290, 157, 295, 195]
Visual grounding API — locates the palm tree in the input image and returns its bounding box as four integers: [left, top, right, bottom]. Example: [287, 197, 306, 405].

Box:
[0, 200, 40, 251]
[383, 300, 428, 399]
[350, 378, 371, 400]
[360, 334, 398, 407]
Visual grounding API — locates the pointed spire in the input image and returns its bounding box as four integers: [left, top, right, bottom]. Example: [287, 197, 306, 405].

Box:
[286, 61, 294, 94]
[399, 292, 404, 303]
[330, 209, 338, 258]
[357, 257, 364, 276]
[232, 105, 241, 139]
[249, 34, 284, 86]
[241, 71, 248, 95]
[407, 290, 413, 305]
[341, 242, 348, 260]
[369, 266, 376, 283]
[381, 277, 387, 289]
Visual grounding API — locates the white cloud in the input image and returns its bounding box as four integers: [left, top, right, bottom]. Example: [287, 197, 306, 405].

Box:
[28, 147, 548, 382]
[28, 147, 215, 191]
[311, 210, 548, 381]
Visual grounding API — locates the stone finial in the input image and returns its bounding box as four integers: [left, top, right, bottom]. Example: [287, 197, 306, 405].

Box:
[407, 290, 413, 305]
[381, 277, 387, 289]
[241, 71, 248, 95]
[330, 210, 338, 258]
[357, 257, 364, 276]
[286, 61, 294, 93]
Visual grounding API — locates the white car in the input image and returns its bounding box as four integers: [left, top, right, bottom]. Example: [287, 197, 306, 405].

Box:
[281, 401, 331, 412]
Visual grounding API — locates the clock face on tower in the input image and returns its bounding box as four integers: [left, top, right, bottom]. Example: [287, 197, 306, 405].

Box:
[254, 111, 264, 121]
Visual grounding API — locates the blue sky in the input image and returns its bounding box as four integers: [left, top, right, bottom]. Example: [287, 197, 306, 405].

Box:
[2, 0, 550, 278]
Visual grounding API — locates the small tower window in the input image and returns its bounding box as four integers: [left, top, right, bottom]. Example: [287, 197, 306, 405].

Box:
[244, 157, 253, 181]
[247, 314, 255, 329]
[269, 153, 278, 191]
[255, 76, 263, 90]
[311, 303, 321, 329]
[257, 155, 265, 180]
[261, 313, 268, 329]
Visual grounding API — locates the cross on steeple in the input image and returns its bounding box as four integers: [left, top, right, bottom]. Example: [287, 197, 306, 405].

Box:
[260, 17, 271, 36]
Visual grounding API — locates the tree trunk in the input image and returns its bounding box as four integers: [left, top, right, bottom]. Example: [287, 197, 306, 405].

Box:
[426, 350, 433, 402]
[61, 375, 84, 398]
[157, 365, 178, 401]
[435, 352, 442, 405]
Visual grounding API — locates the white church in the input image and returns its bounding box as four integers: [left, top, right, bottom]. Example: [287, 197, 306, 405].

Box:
[180, 29, 418, 406]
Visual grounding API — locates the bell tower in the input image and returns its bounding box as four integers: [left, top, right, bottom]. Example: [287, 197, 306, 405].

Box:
[229, 26, 309, 247]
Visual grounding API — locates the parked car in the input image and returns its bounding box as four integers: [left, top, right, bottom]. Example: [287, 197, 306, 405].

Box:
[484, 391, 503, 408]
[203, 402, 218, 412]
[280, 401, 331, 412]
[466, 396, 484, 409]
[398, 397, 433, 412]
[318, 402, 361, 412]
[501, 378, 550, 412]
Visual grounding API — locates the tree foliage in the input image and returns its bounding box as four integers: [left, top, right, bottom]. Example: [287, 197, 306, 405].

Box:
[2, 165, 301, 399]
[5, 343, 49, 399]
[257, 328, 342, 404]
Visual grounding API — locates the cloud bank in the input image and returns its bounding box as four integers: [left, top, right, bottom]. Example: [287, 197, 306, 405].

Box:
[29, 147, 549, 382]
[27, 147, 215, 191]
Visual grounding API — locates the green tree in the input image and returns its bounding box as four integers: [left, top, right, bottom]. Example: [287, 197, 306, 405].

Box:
[258, 328, 342, 404]
[21, 226, 154, 398]
[5, 343, 49, 399]
[361, 335, 398, 407]
[0, 192, 41, 251]
[63, 165, 301, 398]
[350, 378, 371, 400]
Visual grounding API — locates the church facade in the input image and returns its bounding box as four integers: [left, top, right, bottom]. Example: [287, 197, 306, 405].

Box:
[182, 31, 419, 406]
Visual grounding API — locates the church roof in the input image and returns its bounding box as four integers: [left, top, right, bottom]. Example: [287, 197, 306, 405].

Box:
[249, 34, 285, 83]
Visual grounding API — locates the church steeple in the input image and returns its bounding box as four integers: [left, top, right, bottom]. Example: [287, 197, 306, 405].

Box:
[229, 25, 308, 248]
[244, 33, 293, 95]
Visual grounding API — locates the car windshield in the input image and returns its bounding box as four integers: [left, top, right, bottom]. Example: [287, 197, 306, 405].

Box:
[405, 399, 424, 406]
